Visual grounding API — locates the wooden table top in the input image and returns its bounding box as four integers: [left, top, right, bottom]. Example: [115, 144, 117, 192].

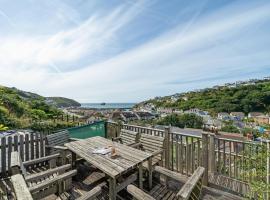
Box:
[65, 136, 152, 178]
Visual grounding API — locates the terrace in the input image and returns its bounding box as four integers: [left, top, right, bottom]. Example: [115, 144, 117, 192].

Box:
[0, 121, 266, 199]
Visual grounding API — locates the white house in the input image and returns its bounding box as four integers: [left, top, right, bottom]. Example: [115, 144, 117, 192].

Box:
[217, 112, 230, 120]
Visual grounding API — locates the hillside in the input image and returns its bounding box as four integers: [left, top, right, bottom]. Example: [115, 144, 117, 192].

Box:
[46, 97, 81, 108]
[8, 87, 80, 108]
[0, 86, 77, 129]
[139, 79, 270, 115]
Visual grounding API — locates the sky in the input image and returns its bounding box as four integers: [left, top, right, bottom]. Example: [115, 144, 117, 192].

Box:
[0, 0, 270, 103]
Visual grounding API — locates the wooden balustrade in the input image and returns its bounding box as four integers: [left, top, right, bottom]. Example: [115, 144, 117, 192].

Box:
[106, 121, 270, 193]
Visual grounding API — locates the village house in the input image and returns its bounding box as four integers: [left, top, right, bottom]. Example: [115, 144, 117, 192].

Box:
[248, 112, 264, 118]
[254, 115, 270, 125]
[135, 111, 155, 120]
[157, 107, 174, 114]
[173, 109, 183, 114]
[230, 112, 245, 120]
[184, 108, 208, 116]
[170, 96, 178, 102]
[217, 112, 231, 120]
[121, 111, 138, 122]
[182, 96, 188, 101]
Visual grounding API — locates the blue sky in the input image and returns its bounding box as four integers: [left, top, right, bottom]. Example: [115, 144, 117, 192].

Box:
[0, 0, 269, 103]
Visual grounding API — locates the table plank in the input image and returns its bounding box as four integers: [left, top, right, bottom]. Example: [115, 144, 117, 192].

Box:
[65, 136, 152, 178]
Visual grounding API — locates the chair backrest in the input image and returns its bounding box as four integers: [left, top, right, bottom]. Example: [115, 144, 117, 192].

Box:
[46, 130, 70, 148]
[10, 151, 77, 200]
[119, 129, 139, 145]
[139, 133, 165, 154]
[177, 166, 205, 200]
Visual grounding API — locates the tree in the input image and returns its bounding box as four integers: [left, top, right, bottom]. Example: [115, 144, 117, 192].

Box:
[221, 125, 240, 133]
[179, 114, 203, 128]
[157, 113, 203, 129]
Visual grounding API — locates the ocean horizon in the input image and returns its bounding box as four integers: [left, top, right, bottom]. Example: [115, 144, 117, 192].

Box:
[81, 103, 136, 109]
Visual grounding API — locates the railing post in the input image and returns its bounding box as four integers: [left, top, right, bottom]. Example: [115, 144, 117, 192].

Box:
[209, 133, 216, 174]
[104, 121, 108, 138]
[164, 127, 170, 169]
[201, 132, 209, 186]
[117, 122, 122, 137]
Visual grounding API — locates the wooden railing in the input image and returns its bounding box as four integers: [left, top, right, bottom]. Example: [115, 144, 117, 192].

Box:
[106, 122, 268, 195]
[106, 122, 203, 175]
[212, 136, 267, 182]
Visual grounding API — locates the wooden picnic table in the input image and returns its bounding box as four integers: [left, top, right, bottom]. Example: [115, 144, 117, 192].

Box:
[65, 136, 153, 200]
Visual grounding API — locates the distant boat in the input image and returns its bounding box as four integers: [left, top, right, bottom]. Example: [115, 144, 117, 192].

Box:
[100, 102, 106, 105]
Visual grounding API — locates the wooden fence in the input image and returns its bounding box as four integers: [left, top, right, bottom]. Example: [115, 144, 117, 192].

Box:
[106, 122, 266, 195]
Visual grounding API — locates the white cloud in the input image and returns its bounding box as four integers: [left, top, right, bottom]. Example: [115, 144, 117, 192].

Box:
[0, 1, 270, 102]
[0, 1, 145, 70]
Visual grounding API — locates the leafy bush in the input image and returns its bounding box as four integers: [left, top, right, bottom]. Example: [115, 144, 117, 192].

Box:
[30, 109, 47, 120]
[221, 125, 240, 133]
[0, 124, 8, 131]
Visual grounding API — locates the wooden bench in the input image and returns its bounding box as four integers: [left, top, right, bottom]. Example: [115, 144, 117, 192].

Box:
[10, 151, 101, 200]
[130, 134, 165, 189]
[127, 166, 205, 200]
[135, 134, 165, 168]
[45, 130, 81, 164]
[112, 129, 139, 146]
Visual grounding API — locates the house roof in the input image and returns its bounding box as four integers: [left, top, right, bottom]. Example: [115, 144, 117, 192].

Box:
[230, 112, 245, 116]
[135, 112, 154, 117]
[218, 112, 229, 115]
[122, 112, 137, 118]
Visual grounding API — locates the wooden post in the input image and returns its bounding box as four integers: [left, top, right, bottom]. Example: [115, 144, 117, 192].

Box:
[104, 121, 108, 138]
[71, 152, 76, 169]
[148, 157, 153, 189]
[209, 133, 216, 174]
[109, 178, 116, 200]
[1, 137, 6, 177]
[117, 122, 122, 137]
[138, 163, 143, 189]
[201, 132, 209, 186]
[164, 127, 170, 169]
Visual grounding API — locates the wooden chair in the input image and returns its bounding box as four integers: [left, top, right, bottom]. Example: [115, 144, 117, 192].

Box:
[135, 134, 165, 169]
[127, 166, 205, 200]
[112, 129, 139, 146]
[10, 151, 101, 200]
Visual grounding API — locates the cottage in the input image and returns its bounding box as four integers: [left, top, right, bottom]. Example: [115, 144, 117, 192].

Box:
[230, 112, 245, 120]
[135, 112, 155, 120]
[157, 107, 173, 114]
[217, 112, 230, 120]
[121, 111, 138, 122]
[254, 115, 270, 125]
[248, 112, 264, 118]
[185, 108, 208, 116]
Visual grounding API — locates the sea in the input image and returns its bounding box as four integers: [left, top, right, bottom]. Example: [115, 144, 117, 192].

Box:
[81, 103, 136, 109]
